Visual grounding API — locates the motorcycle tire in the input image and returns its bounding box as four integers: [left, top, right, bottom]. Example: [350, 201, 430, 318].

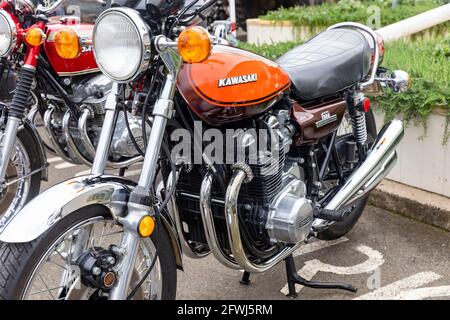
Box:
[317, 109, 377, 241]
[0, 126, 42, 218]
[0, 205, 177, 300]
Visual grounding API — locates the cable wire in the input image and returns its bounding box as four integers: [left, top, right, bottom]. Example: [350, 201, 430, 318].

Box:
[126, 139, 178, 300]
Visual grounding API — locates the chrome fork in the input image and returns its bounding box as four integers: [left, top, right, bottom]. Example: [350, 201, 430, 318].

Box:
[0, 117, 21, 186]
[108, 74, 176, 300]
[91, 83, 120, 176]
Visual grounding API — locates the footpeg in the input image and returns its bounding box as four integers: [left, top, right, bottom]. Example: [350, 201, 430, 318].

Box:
[313, 206, 354, 222]
[284, 255, 357, 298]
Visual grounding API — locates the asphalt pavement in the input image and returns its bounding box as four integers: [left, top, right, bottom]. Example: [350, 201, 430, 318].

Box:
[41, 155, 450, 300]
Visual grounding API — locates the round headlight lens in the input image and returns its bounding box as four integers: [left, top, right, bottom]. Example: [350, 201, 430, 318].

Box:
[93, 8, 151, 83]
[0, 11, 16, 57]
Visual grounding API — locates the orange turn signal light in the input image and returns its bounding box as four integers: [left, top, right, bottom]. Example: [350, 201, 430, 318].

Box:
[25, 28, 45, 47]
[178, 26, 212, 63]
[138, 215, 155, 238]
[54, 28, 81, 59]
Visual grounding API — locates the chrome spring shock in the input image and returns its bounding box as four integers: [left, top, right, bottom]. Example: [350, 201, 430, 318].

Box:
[351, 110, 367, 145]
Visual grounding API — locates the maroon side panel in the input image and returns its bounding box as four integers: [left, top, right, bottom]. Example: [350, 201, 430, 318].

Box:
[291, 99, 347, 145]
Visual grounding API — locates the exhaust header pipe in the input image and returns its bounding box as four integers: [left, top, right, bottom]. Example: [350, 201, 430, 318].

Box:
[325, 119, 404, 211]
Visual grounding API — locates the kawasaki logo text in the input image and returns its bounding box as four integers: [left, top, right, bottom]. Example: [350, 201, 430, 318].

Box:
[218, 74, 258, 88]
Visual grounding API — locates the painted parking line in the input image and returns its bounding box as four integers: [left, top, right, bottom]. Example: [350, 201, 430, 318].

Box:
[75, 169, 91, 177]
[356, 272, 450, 300]
[55, 162, 77, 169]
[293, 237, 349, 257]
[47, 157, 63, 163]
[280, 245, 385, 296]
[125, 169, 141, 177]
[246, 238, 350, 278]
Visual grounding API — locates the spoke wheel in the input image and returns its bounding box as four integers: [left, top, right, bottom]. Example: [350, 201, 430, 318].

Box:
[0, 138, 31, 214]
[22, 217, 163, 300]
[0, 126, 42, 224]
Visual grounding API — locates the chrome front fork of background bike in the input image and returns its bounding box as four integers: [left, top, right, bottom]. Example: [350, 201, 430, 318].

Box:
[90, 75, 176, 299]
[0, 117, 21, 185]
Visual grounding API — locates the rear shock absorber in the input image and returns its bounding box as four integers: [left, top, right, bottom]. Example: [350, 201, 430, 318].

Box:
[351, 110, 367, 145]
[9, 66, 35, 119]
[349, 91, 367, 146]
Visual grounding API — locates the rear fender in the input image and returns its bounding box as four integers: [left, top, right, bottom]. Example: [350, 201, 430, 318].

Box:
[0, 175, 183, 268]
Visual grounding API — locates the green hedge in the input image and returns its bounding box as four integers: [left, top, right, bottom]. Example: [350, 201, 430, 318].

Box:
[260, 0, 446, 28]
[375, 37, 450, 144]
[240, 37, 450, 143]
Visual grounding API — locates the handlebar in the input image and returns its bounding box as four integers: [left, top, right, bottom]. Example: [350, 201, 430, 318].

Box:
[36, 0, 66, 15]
[36, 0, 106, 15]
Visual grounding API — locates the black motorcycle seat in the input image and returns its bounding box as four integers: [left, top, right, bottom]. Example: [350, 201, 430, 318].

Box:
[277, 29, 372, 101]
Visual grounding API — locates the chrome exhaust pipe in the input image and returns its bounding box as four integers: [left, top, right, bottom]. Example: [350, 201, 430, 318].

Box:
[325, 119, 404, 211]
[78, 108, 144, 170]
[198, 167, 302, 273]
[199, 171, 240, 269]
[43, 107, 72, 163]
[166, 170, 210, 259]
[62, 110, 93, 167]
[78, 108, 97, 160]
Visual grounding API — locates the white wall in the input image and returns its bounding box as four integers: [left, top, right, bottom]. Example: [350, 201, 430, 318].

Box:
[374, 110, 450, 197]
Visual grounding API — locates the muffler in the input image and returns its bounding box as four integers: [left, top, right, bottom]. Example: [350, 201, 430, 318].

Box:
[325, 119, 404, 211]
[313, 120, 403, 220]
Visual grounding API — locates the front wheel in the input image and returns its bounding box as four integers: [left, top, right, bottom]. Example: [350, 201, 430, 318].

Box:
[0, 205, 177, 300]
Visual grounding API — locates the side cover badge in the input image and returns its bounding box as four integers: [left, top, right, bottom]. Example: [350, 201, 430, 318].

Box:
[316, 111, 338, 128]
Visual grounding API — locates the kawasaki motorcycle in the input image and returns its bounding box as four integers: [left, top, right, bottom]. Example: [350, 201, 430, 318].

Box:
[0, 0, 410, 300]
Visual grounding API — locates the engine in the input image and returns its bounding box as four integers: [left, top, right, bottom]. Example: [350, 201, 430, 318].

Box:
[42, 74, 148, 162]
[175, 109, 314, 257]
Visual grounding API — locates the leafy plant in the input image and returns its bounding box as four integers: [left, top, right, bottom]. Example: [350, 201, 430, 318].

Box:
[375, 38, 450, 144]
[433, 36, 450, 60]
[239, 41, 303, 60]
[260, 0, 446, 28]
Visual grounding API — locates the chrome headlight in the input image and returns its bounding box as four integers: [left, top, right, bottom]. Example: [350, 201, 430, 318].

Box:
[0, 10, 17, 57]
[93, 8, 152, 83]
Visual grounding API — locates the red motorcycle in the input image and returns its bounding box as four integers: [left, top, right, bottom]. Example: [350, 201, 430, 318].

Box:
[0, 0, 143, 224]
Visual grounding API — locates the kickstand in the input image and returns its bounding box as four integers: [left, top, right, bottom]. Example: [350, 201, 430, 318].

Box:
[284, 255, 357, 298]
[239, 271, 251, 285]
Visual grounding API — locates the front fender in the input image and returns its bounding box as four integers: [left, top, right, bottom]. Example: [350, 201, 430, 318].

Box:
[0, 175, 183, 268]
[0, 175, 132, 243]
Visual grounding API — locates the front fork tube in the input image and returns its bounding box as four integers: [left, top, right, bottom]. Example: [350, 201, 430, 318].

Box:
[108, 230, 140, 300]
[0, 117, 21, 184]
[0, 33, 41, 185]
[0, 62, 37, 186]
[109, 74, 176, 300]
[91, 83, 120, 176]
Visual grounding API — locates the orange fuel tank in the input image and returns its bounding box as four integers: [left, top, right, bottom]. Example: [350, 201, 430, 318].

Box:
[177, 45, 291, 125]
